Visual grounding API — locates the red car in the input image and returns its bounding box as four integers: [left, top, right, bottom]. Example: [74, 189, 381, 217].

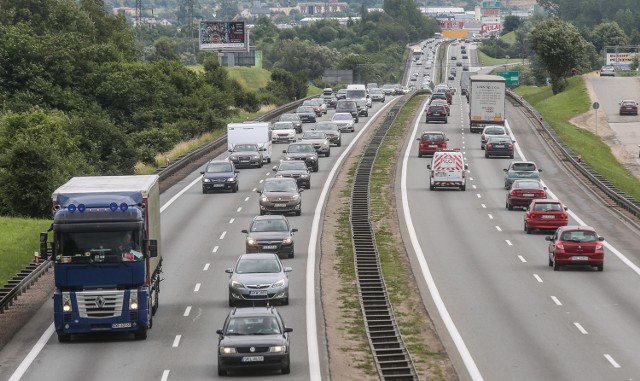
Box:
[506, 179, 546, 210]
[546, 226, 604, 271]
[416, 131, 448, 157]
[619, 100, 638, 115]
[524, 199, 568, 233]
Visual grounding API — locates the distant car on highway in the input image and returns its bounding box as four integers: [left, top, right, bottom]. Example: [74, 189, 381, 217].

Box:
[416, 131, 448, 157]
[331, 112, 355, 133]
[201, 159, 239, 193]
[503, 161, 542, 189]
[524, 199, 568, 234]
[279, 113, 303, 133]
[619, 100, 638, 115]
[599, 65, 615, 77]
[242, 215, 297, 258]
[313, 121, 342, 146]
[481, 125, 509, 150]
[257, 177, 304, 216]
[273, 160, 311, 189]
[296, 106, 317, 123]
[336, 89, 347, 99]
[369, 88, 386, 103]
[505, 179, 546, 210]
[425, 105, 448, 124]
[299, 131, 331, 157]
[485, 135, 514, 158]
[546, 226, 604, 271]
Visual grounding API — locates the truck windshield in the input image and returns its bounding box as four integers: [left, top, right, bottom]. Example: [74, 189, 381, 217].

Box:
[55, 231, 143, 263]
[346, 90, 366, 99]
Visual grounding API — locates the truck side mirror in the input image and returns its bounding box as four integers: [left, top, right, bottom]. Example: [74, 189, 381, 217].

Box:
[147, 239, 158, 258]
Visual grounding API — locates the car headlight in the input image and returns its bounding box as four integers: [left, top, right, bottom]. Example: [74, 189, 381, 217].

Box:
[220, 347, 237, 354]
[227, 177, 236, 182]
[282, 237, 293, 244]
[269, 345, 286, 353]
[300, 174, 309, 178]
[203, 178, 211, 183]
[291, 194, 300, 200]
[247, 238, 257, 245]
[230, 280, 245, 289]
[272, 279, 286, 288]
[260, 196, 269, 202]
[252, 155, 259, 159]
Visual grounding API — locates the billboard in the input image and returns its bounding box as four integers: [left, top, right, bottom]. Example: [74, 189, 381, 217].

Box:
[199, 21, 248, 51]
[605, 52, 638, 69]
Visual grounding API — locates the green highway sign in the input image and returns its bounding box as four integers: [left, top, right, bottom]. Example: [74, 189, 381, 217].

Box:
[498, 71, 520, 87]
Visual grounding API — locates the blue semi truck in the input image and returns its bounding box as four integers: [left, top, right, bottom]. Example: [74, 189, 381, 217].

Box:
[40, 176, 162, 342]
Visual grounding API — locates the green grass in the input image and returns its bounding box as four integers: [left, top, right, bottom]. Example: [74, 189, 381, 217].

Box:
[515, 76, 640, 201]
[226, 66, 272, 92]
[500, 31, 516, 45]
[0, 217, 51, 287]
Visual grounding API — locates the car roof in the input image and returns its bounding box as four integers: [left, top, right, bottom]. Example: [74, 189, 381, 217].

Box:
[207, 159, 232, 164]
[556, 225, 596, 233]
[264, 177, 297, 183]
[251, 214, 288, 222]
[229, 305, 280, 318]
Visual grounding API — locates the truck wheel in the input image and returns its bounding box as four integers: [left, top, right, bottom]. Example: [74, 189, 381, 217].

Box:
[429, 184, 435, 191]
[152, 287, 159, 315]
[134, 328, 147, 340]
[57, 331, 71, 343]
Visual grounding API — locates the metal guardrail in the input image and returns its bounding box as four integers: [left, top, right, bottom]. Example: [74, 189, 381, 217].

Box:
[507, 90, 640, 219]
[350, 95, 418, 380]
[0, 261, 52, 314]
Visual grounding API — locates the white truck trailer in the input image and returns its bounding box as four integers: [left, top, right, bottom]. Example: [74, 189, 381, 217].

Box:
[227, 122, 272, 163]
[468, 75, 506, 133]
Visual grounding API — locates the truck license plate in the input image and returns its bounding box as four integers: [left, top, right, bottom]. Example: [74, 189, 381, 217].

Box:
[572, 256, 588, 261]
[112, 323, 132, 329]
[435, 172, 447, 177]
[242, 356, 264, 362]
[249, 290, 268, 296]
[263, 245, 277, 250]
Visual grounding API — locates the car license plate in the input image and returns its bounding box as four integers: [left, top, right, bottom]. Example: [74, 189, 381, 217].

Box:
[494, 145, 504, 148]
[213, 184, 224, 187]
[240, 160, 249, 163]
[242, 356, 264, 362]
[274, 204, 287, 208]
[263, 245, 278, 250]
[523, 193, 534, 197]
[112, 323, 132, 329]
[435, 172, 447, 177]
[541, 215, 555, 219]
[249, 290, 268, 296]
[572, 256, 589, 261]
[428, 145, 437, 147]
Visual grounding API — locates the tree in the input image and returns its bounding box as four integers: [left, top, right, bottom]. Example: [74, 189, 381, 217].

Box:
[272, 38, 340, 80]
[590, 21, 628, 54]
[502, 16, 522, 34]
[529, 18, 587, 94]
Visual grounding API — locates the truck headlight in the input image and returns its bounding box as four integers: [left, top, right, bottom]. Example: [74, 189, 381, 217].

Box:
[62, 292, 72, 312]
[220, 347, 237, 354]
[129, 290, 138, 310]
[269, 345, 286, 353]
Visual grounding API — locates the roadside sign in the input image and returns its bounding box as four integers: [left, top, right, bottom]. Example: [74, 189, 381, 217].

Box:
[497, 71, 520, 87]
[593, 102, 600, 109]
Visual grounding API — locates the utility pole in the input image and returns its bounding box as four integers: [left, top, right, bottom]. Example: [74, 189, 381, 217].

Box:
[184, 0, 195, 56]
[136, 0, 142, 27]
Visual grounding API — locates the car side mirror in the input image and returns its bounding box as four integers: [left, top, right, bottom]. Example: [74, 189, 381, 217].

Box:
[291, 228, 298, 233]
[464, 164, 469, 169]
[503, 168, 508, 172]
[284, 327, 293, 333]
[241, 229, 248, 234]
[598, 237, 605, 241]
[200, 171, 205, 175]
[298, 188, 304, 193]
[564, 206, 568, 211]
[234, 170, 239, 174]
[543, 187, 547, 190]
[545, 236, 552, 241]
[446, 138, 450, 141]
[256, 189, 261, 194]
[427, 164, 431, 169]
[282, 150, 287, 153]
[416, 138, 420, 141]
[272, 167, 277, 171]
[284, 267, 293, 273]
[538, 169, 543, 172]
[225, 268, 233, 274]
[216, 329, 224, 335]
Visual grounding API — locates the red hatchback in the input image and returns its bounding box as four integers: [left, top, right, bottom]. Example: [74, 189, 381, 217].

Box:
[524, 199, 568, 233]
[546, 226, 604, 271]
[506, 179, 546, 210]
[416, 131, 448, 157]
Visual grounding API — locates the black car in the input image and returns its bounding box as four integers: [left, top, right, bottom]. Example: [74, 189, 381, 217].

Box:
[425, 105, 448, 123]
[228, 144, 264, 168]
[282, 143, 319, 172]
[296, 106, 317, 123]
[484, 135, 515, 158]
[335, 99, 359, 123]
[217, 306, 292, 375]
[314, 121, 342, 147]
[201, 159, 239, 193]
[355, 99, 369, 117]
[273, 160, 311, 189]
[242, 215, 298, 258]
[278, 113, 303, 133]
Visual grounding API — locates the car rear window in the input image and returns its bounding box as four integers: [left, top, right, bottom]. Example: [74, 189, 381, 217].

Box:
[512, 163, 536, 171]
[429, 106, 444, 112]
[533, 202, 562, 211]
[560, 231, 597, 242]
[422, 134, 444, 141]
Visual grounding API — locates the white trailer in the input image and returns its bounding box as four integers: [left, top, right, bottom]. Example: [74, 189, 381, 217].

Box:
[227, 122, 272, 163]
[468, 75, 506, 133]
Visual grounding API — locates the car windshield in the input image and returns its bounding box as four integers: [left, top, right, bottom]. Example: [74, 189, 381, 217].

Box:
[206, 162, 232, 173]
[233, 144, 258, 152]
[485, 128, 505, 135]
[278, 161, 307, 171]
[533, 202, 562, 211]
[298, 107, 314, 113]
[622, 101, 636, 106]
[560, 231, 597, 243]
[226, 316, 281, 335]
[370, 89, 382, 94]
[511, 163, 536, 171]
[273, 123, 293, 130]
[316, 123, 338, 131]
[250, 219, 289, 232]
[422, 134, 444, 141]
[333, 114, 352, 121]
[235, 257, 282, 274]
[303, 132, 325, 139]
[280, 114, 298, 122]
[288, 144, 314, 153]
[263, 180, 298, 192]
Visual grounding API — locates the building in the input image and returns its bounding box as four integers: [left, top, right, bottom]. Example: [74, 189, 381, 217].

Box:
[298, 1, 349, 15]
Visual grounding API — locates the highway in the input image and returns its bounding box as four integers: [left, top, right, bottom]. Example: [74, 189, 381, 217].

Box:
[401, 41, 640, 380]
[0, 94, 398, 381]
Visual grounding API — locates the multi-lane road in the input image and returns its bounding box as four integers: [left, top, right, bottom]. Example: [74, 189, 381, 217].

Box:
[2, 39, 640, 381]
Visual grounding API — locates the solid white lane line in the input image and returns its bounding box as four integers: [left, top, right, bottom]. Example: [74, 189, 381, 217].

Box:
[8, 324, 55, 381]
[604, 354, 621, 368]
[194, 283, 201, 292]
[203, 263, 210, 271]
[172, 335, 181, 348]
[550, 296, 563, 306]
[161, 370, 170, 381]
[518, 255, 527, 263]
[495, 226, 502, 232]
[505, 240, 512, 246]
[533, 274, 543, 283]
[488, 214, 493, 219]
[574, 322, 588, 334]
[160, 176, 202, 213]
[244, 197, 250, 202]
[236, 207, 242, 212]
[229, 218, 235, 224]
[184, 306, 192, 317]
[219, 231, 226, 240]
[212, 246, 219, 253]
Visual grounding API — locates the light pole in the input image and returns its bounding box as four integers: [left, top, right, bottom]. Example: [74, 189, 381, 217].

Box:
[504, 55, 510, 73]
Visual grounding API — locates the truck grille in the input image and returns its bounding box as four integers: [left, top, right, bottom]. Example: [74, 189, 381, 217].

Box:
[77, 290, 124, 318]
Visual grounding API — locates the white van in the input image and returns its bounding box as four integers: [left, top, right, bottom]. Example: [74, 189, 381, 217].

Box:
[346, 84, 371, 108]
[427, 149, 468, 191]
[227, 122, 272, 163]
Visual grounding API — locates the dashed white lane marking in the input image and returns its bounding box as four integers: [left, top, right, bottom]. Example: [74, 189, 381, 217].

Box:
[244, 197, 250, 202]
[472, 185, 477, 189]
[259, 179, 264, 184]
[574, 322, 588, 334]
[488, 214, 493, 219]
[604, 354, 621, 368]
[229, 218, 235, 224]
[266, 171, 271, 175]
[203, 263, 210, 271]
[533, 274, 543, 283]
[212, 246, 219, 253]
[470, 177, 474, 181]
[481, 203, 486, 208]
[219, 231, 226, 239]
[505, 240, 512, 246]
[161, 370, 170, 381]
[518, 255, 527, 263]
[252, 188, 257, 192]
[194, 283, 201, 292]
[184, 306, 192, 317]
[476, 194, 482, 198]
[172, 335, 182, 348]
[495, 226, 502, 232]
[237, 207, 242, 212]
[550, 296, 563, 306]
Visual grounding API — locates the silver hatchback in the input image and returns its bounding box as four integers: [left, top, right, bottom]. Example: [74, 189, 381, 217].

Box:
[226, 253, 292, 306]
